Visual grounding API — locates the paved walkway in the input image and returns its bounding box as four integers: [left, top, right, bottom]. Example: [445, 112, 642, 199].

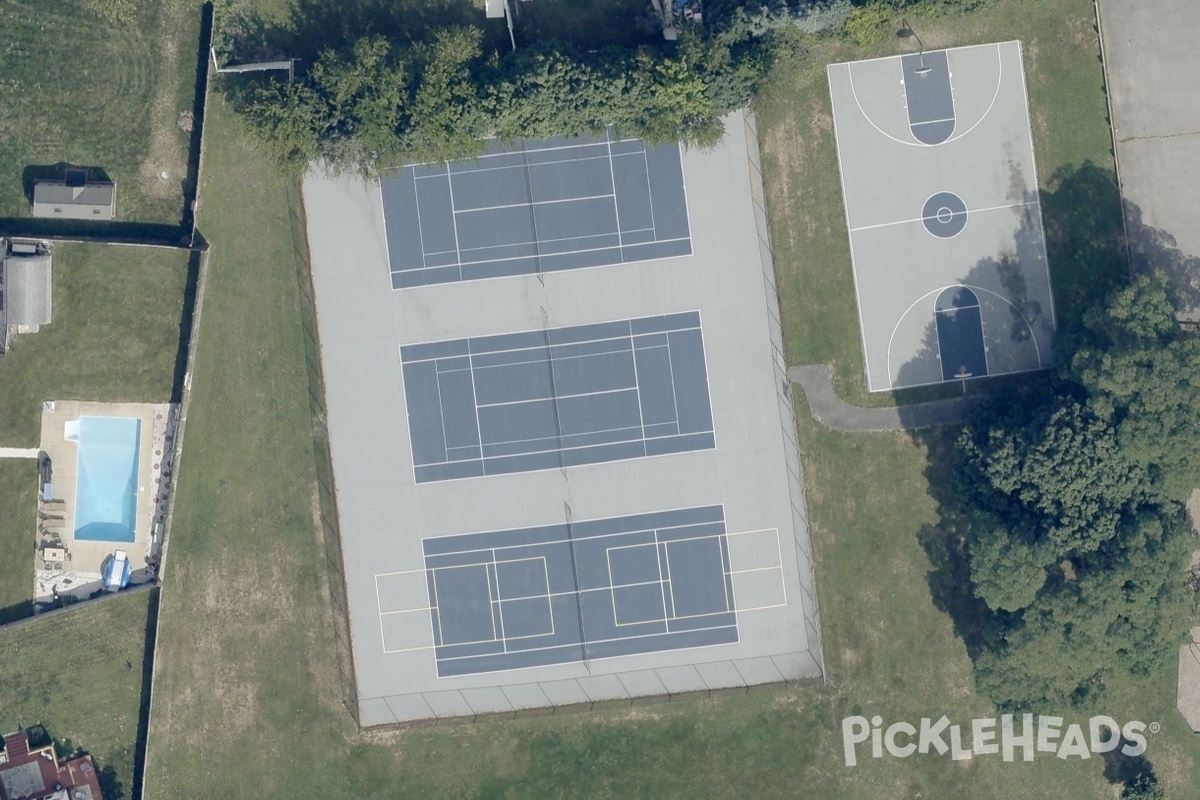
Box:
[787, 365, 981, 432]
[0, 447, 38, 459]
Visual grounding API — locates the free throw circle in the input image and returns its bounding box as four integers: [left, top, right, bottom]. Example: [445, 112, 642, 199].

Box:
[922, 192, 968, 238]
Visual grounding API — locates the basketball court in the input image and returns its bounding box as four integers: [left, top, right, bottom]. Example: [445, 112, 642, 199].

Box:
[827, 41, 1056, 391]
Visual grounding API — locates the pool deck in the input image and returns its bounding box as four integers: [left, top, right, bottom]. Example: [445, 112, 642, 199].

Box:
[35, 400, 175, 602]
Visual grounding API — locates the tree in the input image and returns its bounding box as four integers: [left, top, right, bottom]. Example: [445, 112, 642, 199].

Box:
[972, 514, 1193, 709]
[229, 18, 774, 173]
[952, 270, 1199, 710]
[1122, 772, 1165, 799]
[956, 395, 1152, 561]
[1071, 272, 1200, 505]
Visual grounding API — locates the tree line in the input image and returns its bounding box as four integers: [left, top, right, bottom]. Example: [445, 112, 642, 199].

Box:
[231, 25, 773, 174]
[949, 271, 1199, 714]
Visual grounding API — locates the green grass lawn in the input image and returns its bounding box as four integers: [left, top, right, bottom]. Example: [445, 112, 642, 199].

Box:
[0, 242, 189, 446]
[0, 461, 37, 624]
[0, 589, 154, 800]
[0, 0, 201, 225]
[142, 1, 1199, 798]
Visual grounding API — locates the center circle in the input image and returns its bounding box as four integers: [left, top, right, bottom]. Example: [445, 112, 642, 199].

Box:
[922, 192, 968, 239]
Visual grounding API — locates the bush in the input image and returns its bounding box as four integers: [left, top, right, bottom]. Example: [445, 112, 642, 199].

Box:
[842, 2, 892, 46]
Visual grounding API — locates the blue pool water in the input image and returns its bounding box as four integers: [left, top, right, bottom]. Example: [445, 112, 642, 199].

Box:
[73, 416, 141, 543]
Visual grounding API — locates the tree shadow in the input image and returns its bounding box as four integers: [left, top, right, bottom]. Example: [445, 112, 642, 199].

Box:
[1101, 737, 1160, 795]
[892, 161, 1198, 702]
[169, 250, 204, 404]
[130, 588, 159, 800]
[1125, 198, 1200, 317]
[0, 599, 34, 626]
[178, 2, 215, 242]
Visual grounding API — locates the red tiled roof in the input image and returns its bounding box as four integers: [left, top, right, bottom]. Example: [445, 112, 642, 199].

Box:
[0, 730, 105, 800]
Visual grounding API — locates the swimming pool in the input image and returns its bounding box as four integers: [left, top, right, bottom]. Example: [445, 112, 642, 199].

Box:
[72, 416, 141, 543]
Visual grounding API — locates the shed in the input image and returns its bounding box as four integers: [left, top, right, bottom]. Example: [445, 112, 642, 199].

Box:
[2, 251, 53, 331]
[32, 171, 116, 220]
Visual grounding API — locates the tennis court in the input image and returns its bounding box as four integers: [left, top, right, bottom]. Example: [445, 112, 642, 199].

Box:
[373, 506, 792, 677]
[401, 312, 715, 482]
[827, 41, 1057, 391]
[381, 131, 692, 289]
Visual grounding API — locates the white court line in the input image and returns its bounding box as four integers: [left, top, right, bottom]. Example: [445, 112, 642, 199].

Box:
[433, 420, 707, 462]
[420, 229, 628, 258]
[642, 148, 659, 238]
[467, 351, 486, 459]
[420, 528, 734, 574]
[488, 552, 507, 653]
[462, 339, 668, 370]
[843, 42, 1002, 149]
[413, 135, 644, 163]
[420, 227, 658, 259]
[452, 192, 618, 214]
[826, 66, 878, 390]
[884, 283, 1044, 391]
[441, 341, 662, 374]
[431, 563, 497, 647]
[652, 531, 670, 623]
[848, 199, 1039, 233]
[433, 370, 452, 467]
[378, 550, 781, 654]
[397, 235, 690, 276]
[693, 309, 718, 451]
[429, 618, 738, 662]
[476, 385, 638, 410]
[415, 152, 616, 180]
[403, 324, 699, 365]
[1014, 40, 1058, 335]
[910, 116, 957, 126]
[411, 170, 430, 271]
[443, 164, 465, 271]
[605, 134, 625, 255]
[492, 554, 557, 644]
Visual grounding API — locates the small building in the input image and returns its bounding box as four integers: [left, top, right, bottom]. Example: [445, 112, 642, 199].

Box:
[31, 170, 115, 221]
[1, 240, 53, 336]
[0, 729, 105, 800]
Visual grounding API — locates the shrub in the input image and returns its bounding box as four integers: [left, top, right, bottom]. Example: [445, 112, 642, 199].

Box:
[842, 1, 892, 46]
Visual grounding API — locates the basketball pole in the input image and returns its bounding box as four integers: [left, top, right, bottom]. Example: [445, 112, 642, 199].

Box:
[899, 19, 931, 74]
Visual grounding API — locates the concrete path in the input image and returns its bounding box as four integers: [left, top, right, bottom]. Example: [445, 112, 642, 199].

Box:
[787, 365, 981, 432]
[0, 447, 38, 459]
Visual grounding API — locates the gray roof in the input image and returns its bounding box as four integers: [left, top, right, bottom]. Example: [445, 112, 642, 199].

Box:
[3, 253, 53, 327]
[32, 180, 115, 220]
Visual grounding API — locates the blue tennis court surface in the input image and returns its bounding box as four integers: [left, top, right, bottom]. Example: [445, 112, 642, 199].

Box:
[423, 506, 738, 676]
[381, 131, 692, 289]
[401, 311, 715, 483]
